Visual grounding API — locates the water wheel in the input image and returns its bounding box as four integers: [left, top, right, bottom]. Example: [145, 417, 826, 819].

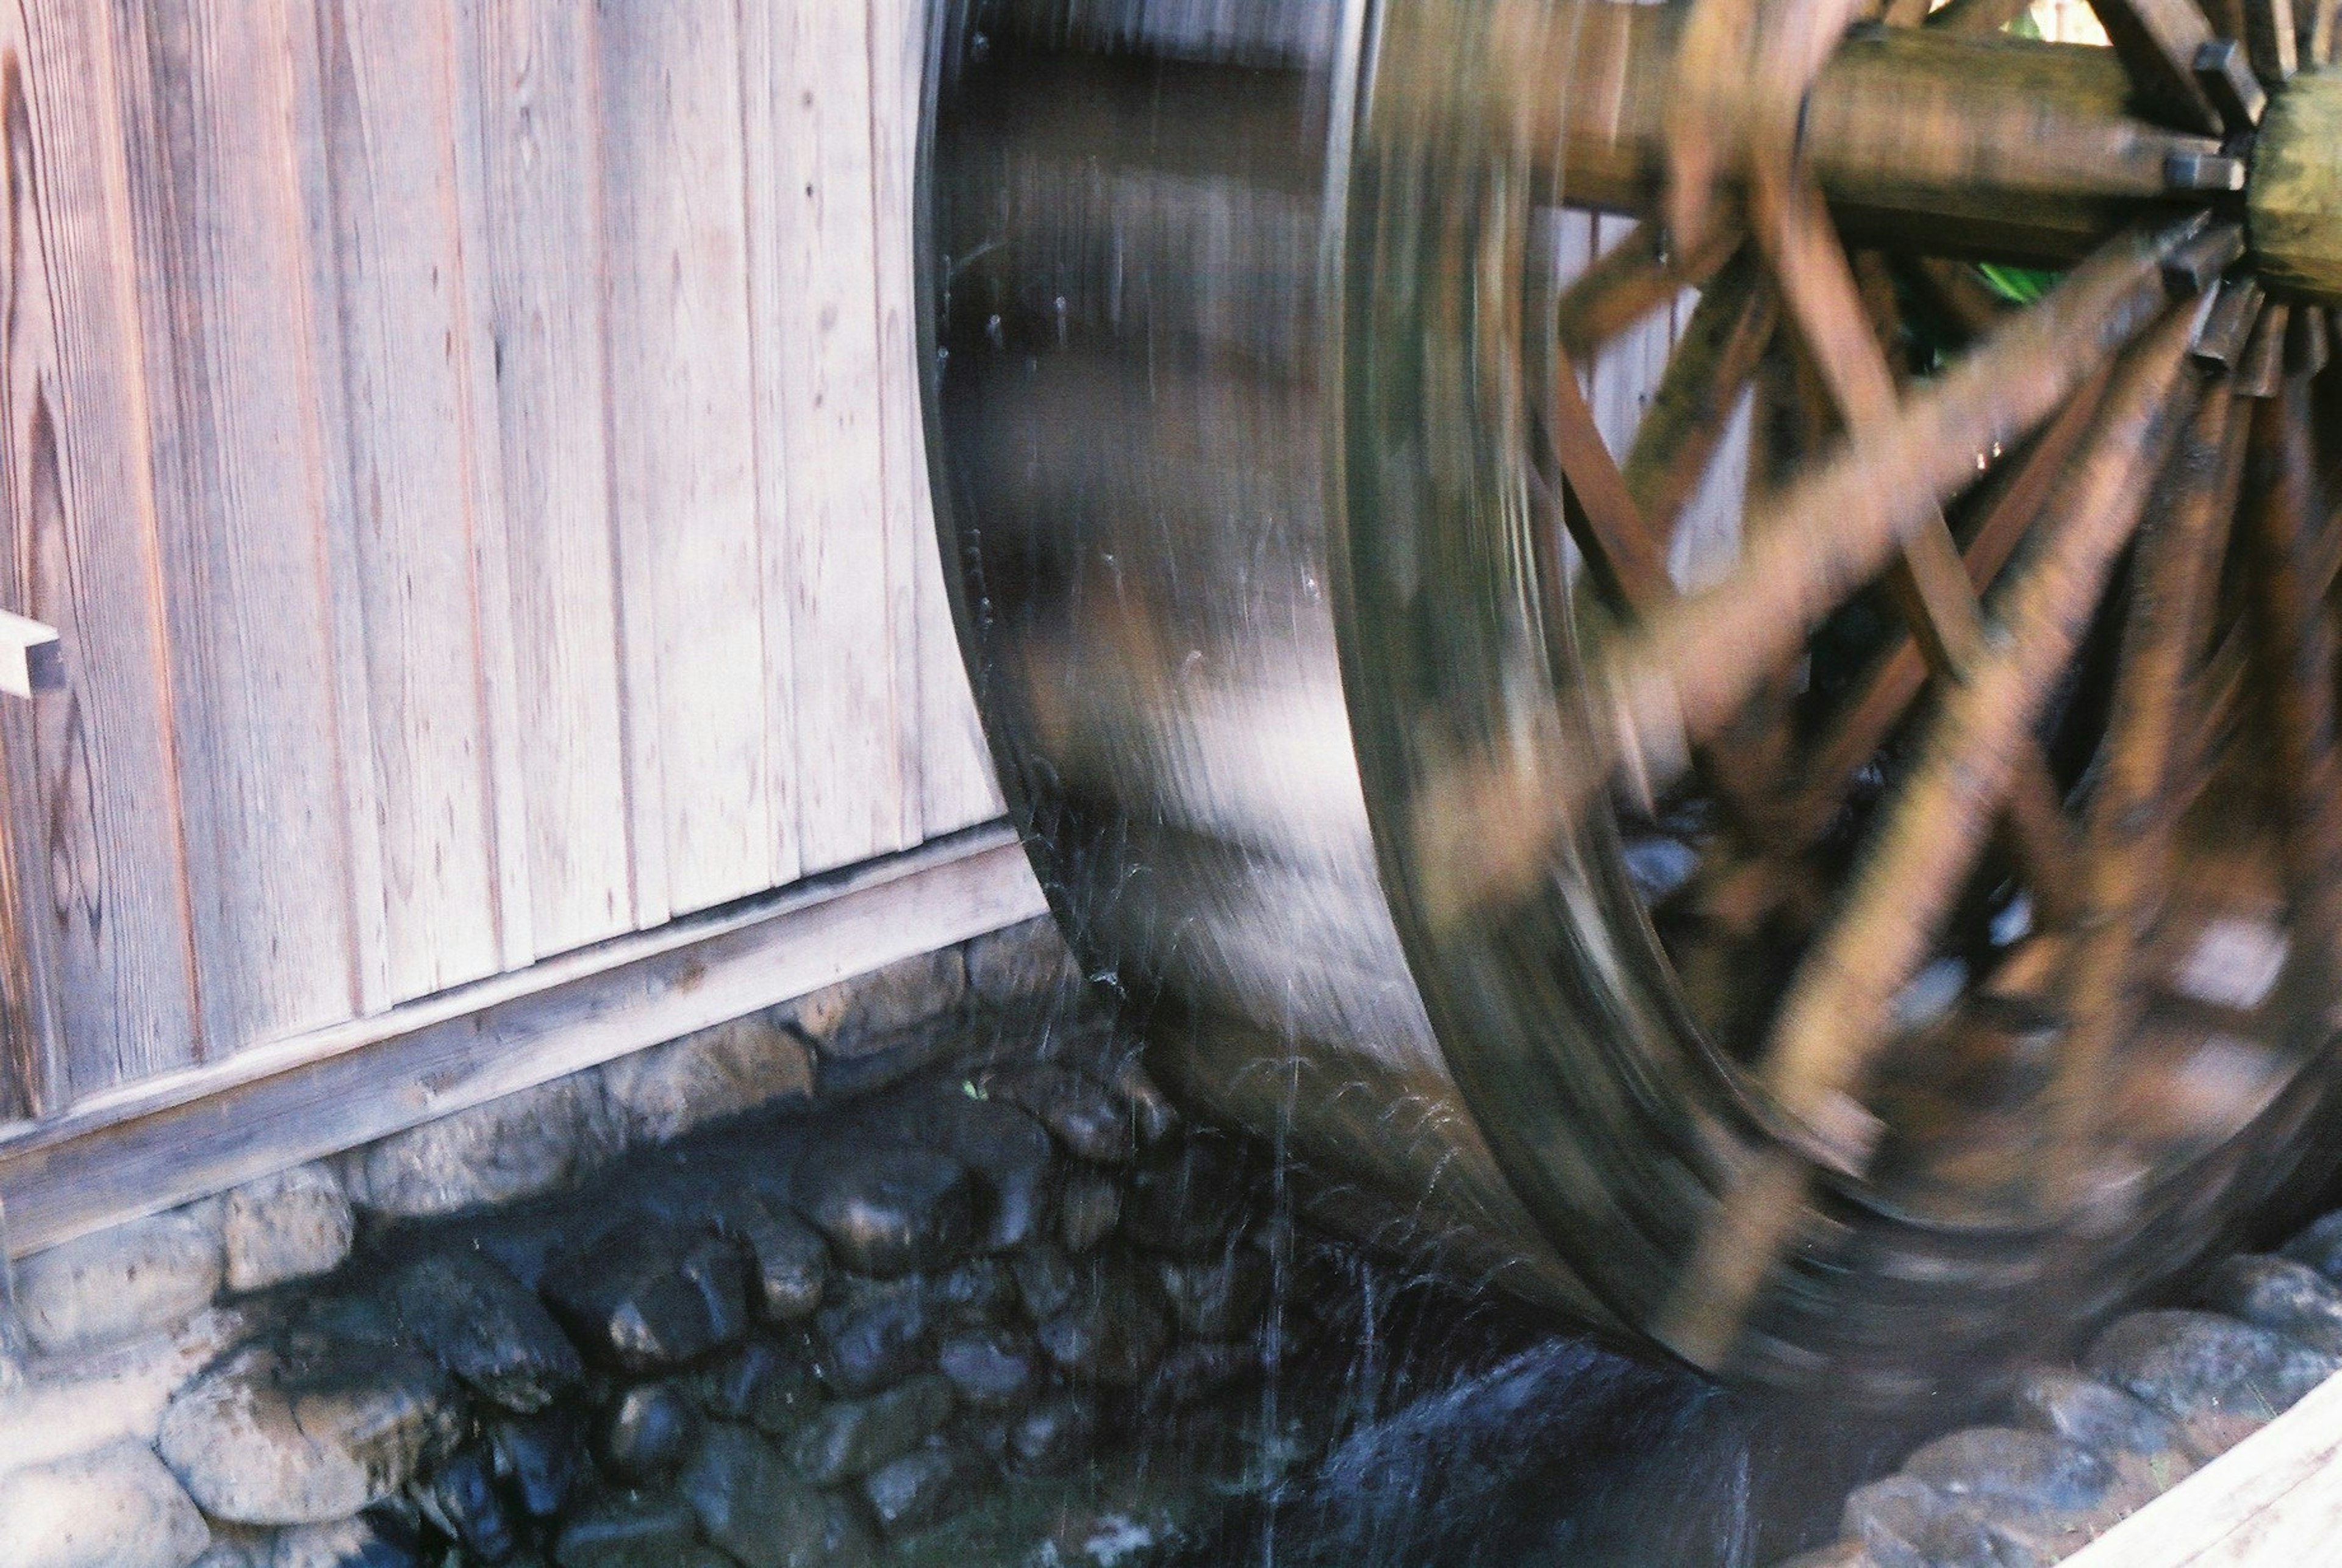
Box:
[919, 0, 2342, 1405]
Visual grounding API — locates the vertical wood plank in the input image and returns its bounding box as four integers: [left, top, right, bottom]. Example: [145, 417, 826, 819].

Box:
[600, 0, 772, 918]
[104, 0, 361, 1055]
[747, 0, 912, 878]
[0, 1, 199, 1103]
[300, 0, 503, 1004]
[866, 0, 1001, 838]
[453, 0, 634, 959]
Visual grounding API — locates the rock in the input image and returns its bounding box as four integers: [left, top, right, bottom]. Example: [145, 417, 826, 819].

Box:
[1108, 1057, 1179, 1147]
[600, 1382, 701, 1482]
[157, 1339, 458, 1525]
[690, 1339, 822, 1435]
[905, 1092, 1058, 1253]
[600, 1015, 813, 1145]
[268, 1513, 421, 1568]
[862, 1444, 986, 1535]
[223, 1166, 354, 1294]
[1145, 1339, 1254, 1409]
[790, 1142, 981, 1278]
[552, 1494, 702, 1568]
[0, 1439, 212, 1568]
[488, 1408, 587, 1519]
[815, 1275, 931, 1395]
[1036, 1259, 1171, 1386]
[928, 1258, 1017, 1324]
[709, 1194, 831, 1320]
[2282, 1210, 2342, 1283]
[815, 1029, 965, 1101]
[2202, 1254, 2342, 1355]
[1120, 1136, 1251, 1259]
[962, 918, 1084, 1010]
[2011, 1370, 2190, 1463]
[2085, 1309, 2337, 1448]
[787, 1374, 956, 1484]
[987, 1064, 1134, 1165]
[1058, 1175, 1120, 1253]
[1842, 1477, 2020, 1568]
[681, 1423, 835, 1568]
[1157, 1250, 1270, 1339]
[417, 1445, 518, 1564]
[937, 1326, 1041, 1409]
[793, 950, 966, 1054]
[389, 1251, 582, 1413]
[15, 1206, 225, 1357]
[1902, 1427, 2111, 1514]
[188, 1528, 276, 1568]
[1005, 1394, 1098, 1474]
[1010, 1246, 1082, 1322]
[342, 1075, 618, 1219]
[539, 1227, 751, 1373]
[0, 1306, 249, 1478]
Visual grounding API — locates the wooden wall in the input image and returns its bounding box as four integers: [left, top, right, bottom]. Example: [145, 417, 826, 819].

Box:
[0, 0, 1000, 1128]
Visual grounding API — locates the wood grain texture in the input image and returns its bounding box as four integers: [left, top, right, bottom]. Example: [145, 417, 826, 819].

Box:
[302, 0, 503, 1004]
[600, 0, 773, 920]
[748, 0, 914, 876]
[453, 0, 634, 961]
[0, 0, 197, 1099]
[104, 0, 362, 1053]
[866, 0, 1000, 839]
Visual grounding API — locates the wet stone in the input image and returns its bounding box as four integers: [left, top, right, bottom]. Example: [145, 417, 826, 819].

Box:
[157, 1339, 459, 1525]
[1157, 1249, 1271, 1340]
[707, 1192, 831, 1322]
[1058, 1175, 1121, 1253]
[417, 1445, 517, 1564]
[2085, 1309, 2337, 1437]
[600, 1382, 701, 1483]
[790, 1142, 982, 1278]
[928, 1258, 1017, 1325]
[897, 1090, 1059, 1254]
[2201, 1254, 2342, 1355]
[937, 1325, 1041, 1409]
[551, 1492, 701, 1568]
[862, 1444, 987, 1536]
[1011, 1245, 1082, 1322]
[690, 1339, 822, 1435]
[389, 1250, 583, 1413]
[1109, 1057, 1180, 1147]
[489, 1408, 587, 1520]
[268, 1511, 423, 1568]
[787, 1373, 956, 1484]
[989, 1065, 1134, 1165]
[2282, 1209, 2342, 1283]
[681, 1423, 835, 1568]
[1144, 1339, 1255, 1411]
[1036, 1259, 1171, 1386]
[815, 1275, 931, 1397]
[1842, 1477, 2022, 1568]
[2012, 1370, 2189, 1462]
[539, 1226, 751, 1373]
[1121, 1136, 1251, 1259]
[1006, 1393, 1098, 1475]
[1902, 1427, 2112, 1514]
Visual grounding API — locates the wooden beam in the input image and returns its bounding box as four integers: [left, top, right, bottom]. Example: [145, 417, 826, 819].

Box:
[0, 612, 62, 701]
[0, 822, 1047, 1258]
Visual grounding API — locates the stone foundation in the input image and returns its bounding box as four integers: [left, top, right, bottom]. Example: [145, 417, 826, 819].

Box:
[0, 918, 1316, 1568]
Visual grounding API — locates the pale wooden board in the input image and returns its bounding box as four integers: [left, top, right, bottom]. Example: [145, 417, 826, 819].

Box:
[451, 0, 636, 961]
[0, 5, 199, 1101]
[866, 0, 1003, 839]
[751, 0, 915, 876]
[599, 0, 775, 921]
[0, 823, 1044, 1259]
[299, 0, 504, 1004]
[104, 0, 363, 1054]
[2062, 1369, 2342, 1567]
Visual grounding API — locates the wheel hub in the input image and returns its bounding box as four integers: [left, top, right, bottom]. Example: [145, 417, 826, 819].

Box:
[2252, 68, 2342, 299]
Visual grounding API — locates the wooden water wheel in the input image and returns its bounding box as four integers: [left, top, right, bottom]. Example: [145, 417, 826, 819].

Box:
[920, 0, 2342, 1405]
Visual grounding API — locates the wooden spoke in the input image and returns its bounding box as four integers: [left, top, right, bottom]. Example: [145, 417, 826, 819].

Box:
[2244, 0, 2301, 80]
[1555, 224, 1739, 362]
[2193, 276, 2266, 368]
[1908, 257, 2012, 341]
[2090, 0, 2227, 135]
[1655, 310, 2199, 1367]
[2045, 385, 2251, 1203]
[2308, 0, 2340, 64]
[2193, 40, 2267, 129]
[1546, 348, 1678, 614]
[1621, 254, 1780, 550]
[2238, 301, 2294, 398]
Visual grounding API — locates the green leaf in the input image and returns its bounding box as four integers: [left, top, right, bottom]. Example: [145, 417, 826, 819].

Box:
[1974, 262, 2058, 306]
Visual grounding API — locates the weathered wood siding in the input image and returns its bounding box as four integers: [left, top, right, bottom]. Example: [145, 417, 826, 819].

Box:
[0, 0, 1000, 1126]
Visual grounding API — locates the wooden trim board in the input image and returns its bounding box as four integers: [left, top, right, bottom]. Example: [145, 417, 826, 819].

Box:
[2061, 1366, 2342, 1566]
[0, 821, 1045, 1259]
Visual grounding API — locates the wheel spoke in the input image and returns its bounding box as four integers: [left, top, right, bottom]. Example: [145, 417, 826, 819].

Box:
[1622, 253, 1780, 551]
[2243, 0, 2301, 81]
[1546, 348, 1678, 614]
[1927, 0, 2045, 31]
[2090, 0, 2228, 134]
[1555, 223, 1739, 362]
